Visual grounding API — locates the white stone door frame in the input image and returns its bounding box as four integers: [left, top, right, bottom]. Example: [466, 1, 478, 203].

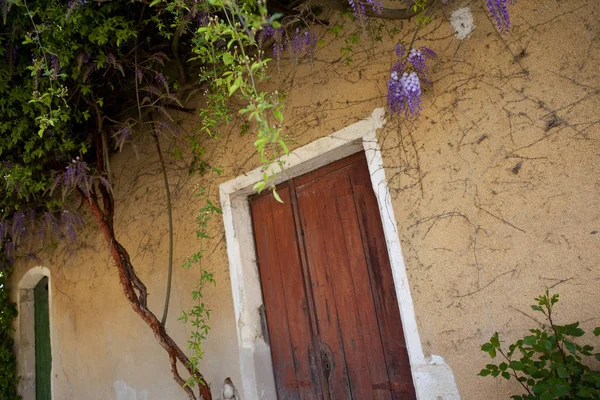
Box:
[220, 108, 460, 399]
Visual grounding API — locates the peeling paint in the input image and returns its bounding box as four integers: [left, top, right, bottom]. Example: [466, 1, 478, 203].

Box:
[450, 8, 475, 39]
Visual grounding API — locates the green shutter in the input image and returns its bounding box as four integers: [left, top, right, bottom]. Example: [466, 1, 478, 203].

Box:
[34, 277, 51, 400]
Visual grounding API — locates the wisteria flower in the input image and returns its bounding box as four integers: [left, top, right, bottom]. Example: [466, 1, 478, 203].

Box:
[259, 24, 316, 63]
[53, 157, 92, 196]
[11, 212, 26, 244]
[66, 0, 88, 18]
[486, 0, 516, 32]
[348, 0, 383, 26]
[408, 46, 436, 84]
[113, 126, 132, 151]
[61, 210, 83, 243]
[387, 44, 435, 118]
[401, 72, 422, 116]
[289, 29, 317, 62]
[43, 212, 60, 237]
[257, 23, 286, 60]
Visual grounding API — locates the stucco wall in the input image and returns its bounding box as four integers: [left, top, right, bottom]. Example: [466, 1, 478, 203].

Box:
[9, 0, 600, 399]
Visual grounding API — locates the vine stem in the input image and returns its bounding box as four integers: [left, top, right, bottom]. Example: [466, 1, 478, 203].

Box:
[78, 186, 211, 400]
[546, 303, 569, 366]
[155, 127, 175, 327]
[133, 44, 175, 327]
[80, 117, 211, 399]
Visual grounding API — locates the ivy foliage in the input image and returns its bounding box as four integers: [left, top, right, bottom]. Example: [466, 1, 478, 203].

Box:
[479, 290, 600, 399]
[0, 0, 521, 397]
[0, 0, 285, 232]
[0, 267, 20, 400]
[0, 0, 285, 396]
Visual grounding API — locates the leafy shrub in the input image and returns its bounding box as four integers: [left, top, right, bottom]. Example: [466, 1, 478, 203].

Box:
[479, 289, 600, 399]
[0, 268, 20, 400]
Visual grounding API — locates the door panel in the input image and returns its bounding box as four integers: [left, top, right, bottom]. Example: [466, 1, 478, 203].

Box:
[250, 153, 415, 400]
[296, 173, 355, 399]
[347, 161, 415, 398]
[296, 168, 391, 399]
[251, 185, 321, 399]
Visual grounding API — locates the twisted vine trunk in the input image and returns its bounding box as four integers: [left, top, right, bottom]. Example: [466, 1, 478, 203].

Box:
[79, 188, 212, 400]
[77, 126, 212, 400]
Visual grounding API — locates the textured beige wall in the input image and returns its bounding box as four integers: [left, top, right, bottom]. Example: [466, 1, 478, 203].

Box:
[9, 0, 600, 399]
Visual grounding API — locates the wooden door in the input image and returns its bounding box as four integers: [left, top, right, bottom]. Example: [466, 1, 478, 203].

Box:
[250, 153, 415, 400]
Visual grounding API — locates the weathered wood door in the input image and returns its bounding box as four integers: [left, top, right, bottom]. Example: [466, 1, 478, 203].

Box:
[250, 153, 415, 399]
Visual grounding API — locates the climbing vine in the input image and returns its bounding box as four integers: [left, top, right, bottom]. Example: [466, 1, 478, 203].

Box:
[0, 0, 517, 398]
[0, 266, 20, 400]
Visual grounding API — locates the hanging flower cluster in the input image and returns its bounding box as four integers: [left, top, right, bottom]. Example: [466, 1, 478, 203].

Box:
[258, 25, 317, 63]
[348, 0, 383, 26]
[66, 0, 88, 18]
[52, 157, 93, 196]
[387, 44, 436, 118]
[486, 0, 517, 32]
[0, 210, 82, 263]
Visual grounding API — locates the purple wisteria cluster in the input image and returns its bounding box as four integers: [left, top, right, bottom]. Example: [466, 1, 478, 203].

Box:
[486, 0, 516, 32]
[53, 157, 93, 196]
[0, 209, 82, 264]
[0, 156, 103, 261]
[4, 42, 17, 69]
[194, 10, 210, 27]
[155, 72, 168, 89]
[348, 0, 383, 26]
[258, 25, 317, 63]
[49, 55, 61, 80]
[387, 44, 436, 118]
[290, 28, 317, 61]
[113, 126, 132, 151]
[66, 0, 88, 17]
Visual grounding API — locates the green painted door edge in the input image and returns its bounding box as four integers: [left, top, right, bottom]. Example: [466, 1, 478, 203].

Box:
[34, 277, 51, 400]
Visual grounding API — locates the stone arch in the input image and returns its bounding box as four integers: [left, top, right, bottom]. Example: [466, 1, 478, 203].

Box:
[16, 266, 53, 399]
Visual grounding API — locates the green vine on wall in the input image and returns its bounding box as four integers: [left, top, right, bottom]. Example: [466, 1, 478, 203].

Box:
[179, 184, 221, 389]
[0, 0, 520, 397]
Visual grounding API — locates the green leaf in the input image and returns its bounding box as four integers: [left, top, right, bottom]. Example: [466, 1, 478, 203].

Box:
[490, 333, 501, 348]
[509, 361, 524, 371]
[229, 76, 243, 96]
[253, 181, 266, 194]
[274, 108, 284, 122]
[272, 189, 283, 203]
[564, 340, 576, 354]
[540, 339, 552, 351]
[481, 343, 494, 352]
[222, 53, 234, 65]
[540, 392, 554, 400]
[594, 327, 600, 336]
[523, 336, 537, 345]
[555, 364, 569, 378]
